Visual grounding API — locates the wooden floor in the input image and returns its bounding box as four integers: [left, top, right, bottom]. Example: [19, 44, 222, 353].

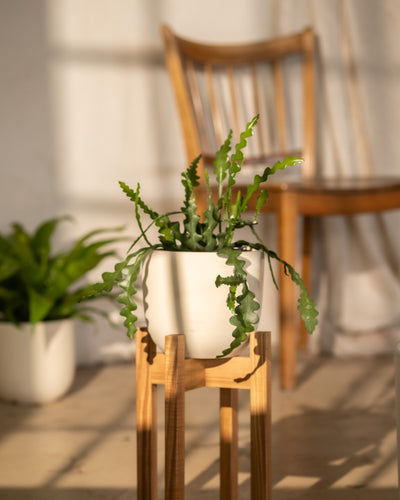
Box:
[0, 351, 397, 499]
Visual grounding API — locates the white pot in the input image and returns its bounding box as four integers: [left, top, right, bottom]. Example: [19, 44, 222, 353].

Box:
[0, 319, 76, 405]
[142, 250, 264, 358]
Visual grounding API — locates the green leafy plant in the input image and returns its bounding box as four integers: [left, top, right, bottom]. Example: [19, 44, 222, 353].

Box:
[0, 217, 123, 326]
[87, 115, 318, 356]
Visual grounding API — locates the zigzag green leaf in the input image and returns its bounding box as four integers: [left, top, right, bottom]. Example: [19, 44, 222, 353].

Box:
[181, 155, 201, 207]
[230, 115, 259, 174]
[120, 181, 159, 221]
[214, 131, 232, 198]
[224, 115, 259, 220]
[285, 265, 319, 334]
[116, 247, 152, 339]
[235, 239, 318, 334]
[218, 284, 260, 357]
[182, 201, 203, 250]
[202, 196, 219, 251]
[217, 247, 247, 279]
[241, 155, 302, 214]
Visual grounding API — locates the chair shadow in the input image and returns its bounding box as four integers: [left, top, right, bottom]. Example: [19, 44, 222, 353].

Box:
[185, 404, 396, 498]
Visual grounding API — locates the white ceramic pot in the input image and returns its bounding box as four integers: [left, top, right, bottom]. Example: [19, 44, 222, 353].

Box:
[142, 250, 264, 358]
[0, 319, 76, 405]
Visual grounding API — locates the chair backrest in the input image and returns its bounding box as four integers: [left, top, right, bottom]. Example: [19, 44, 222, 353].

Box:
[161, 24, 316, 184]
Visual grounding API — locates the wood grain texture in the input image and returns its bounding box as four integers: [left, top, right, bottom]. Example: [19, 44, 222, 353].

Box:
[278, 191, 299, 390]
[220, 388, 239, 500]
[250, 331, 272, 500]
[164, 334, 186, 500]
[136, 328, 158, 500]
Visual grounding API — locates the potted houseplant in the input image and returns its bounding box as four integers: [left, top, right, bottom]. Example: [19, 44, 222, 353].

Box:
[87, 116, 318, 358]
[0, 217, 122, 404]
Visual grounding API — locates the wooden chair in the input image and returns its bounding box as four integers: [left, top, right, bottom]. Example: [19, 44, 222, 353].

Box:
[161, 24, 400, 389]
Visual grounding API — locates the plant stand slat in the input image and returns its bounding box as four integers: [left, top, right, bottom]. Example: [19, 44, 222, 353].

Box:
[136, 327, 157, 500]
[135, 327, 272, 500]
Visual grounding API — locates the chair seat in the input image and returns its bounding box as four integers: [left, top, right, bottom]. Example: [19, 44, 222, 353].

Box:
[229, 177, 400, 216]
[275, 176, 400, 193]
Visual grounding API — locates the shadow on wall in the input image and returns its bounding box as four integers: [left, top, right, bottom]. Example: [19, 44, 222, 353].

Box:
[0, 0, 59, 231]
[0, 0, 182, 233]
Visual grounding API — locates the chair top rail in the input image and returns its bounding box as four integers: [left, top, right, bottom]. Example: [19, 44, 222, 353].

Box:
[162, 25, 314, 64]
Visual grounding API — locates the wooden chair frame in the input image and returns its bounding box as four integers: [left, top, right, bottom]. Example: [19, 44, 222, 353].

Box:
[136, 327, 272, 500]
[161, 24, 400, 389]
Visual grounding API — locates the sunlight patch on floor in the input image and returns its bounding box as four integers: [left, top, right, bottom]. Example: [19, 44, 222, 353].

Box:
[274, 475, 321, 488]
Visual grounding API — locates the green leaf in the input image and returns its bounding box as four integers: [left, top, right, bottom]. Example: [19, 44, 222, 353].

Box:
[28, 288, 54, 324]
[132, 184, 153, 247]
[241, 155, 302, 214]
[286, 265, 319, 334]
[32, 216, 70, 264]
[182, 202, 203, 250]
[201, 170, 219, 251]
[0, 254, 20, 281]
[214, 131, 232, 198]
[83, 259, 130, 300]
[10, 223, 36, 268]
[216, 247, 247, 280]
[230, 115, 259, 172]
[202, 207, 218, 251]
[0, 234, 20, 281]
[181, 155, 201, 205]
[235, 239, 318, 334]
[0, 217, 123, 324]
[222, 116, 259, 234]
[120, 181, 159, 221]
[219, 283, 260, 357]
[158, 219, 183, 249]
[214, 248, 261, 357]
[117, 247, 152, 338]
[255, 189, 269, 220]
[235, 284, 260, 324]
[47, 242, 118, 301]
[215, 275, 244, 288]
[179, 156, 205, 250]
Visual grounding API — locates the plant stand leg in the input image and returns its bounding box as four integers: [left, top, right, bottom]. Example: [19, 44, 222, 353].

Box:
[220, 388, 239, 500]
[135, 329, 272, 500]
[136, 328, 158, 500]
[165, 334, 186, 500]
[250, 331, 272, 500]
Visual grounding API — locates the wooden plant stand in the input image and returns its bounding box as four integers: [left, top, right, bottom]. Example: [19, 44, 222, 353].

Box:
[135, 327, 272, 500]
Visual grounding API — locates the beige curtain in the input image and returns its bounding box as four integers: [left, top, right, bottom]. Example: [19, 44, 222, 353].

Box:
[272, 0, 400, 354]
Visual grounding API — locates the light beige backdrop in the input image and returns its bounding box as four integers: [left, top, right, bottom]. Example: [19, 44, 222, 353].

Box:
[1, 0, 399, 362]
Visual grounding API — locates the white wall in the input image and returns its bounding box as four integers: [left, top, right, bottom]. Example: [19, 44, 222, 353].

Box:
[0, 0, 280, 364]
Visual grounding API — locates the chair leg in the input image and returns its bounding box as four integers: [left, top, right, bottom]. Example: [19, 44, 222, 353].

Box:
[136, 329, 158, 500]
[220, 388, 238, 500]
[164, 334, 186, 500]
[249, 331, 272, 500]
[278, 192, 299, 389]
[299, 215, 313, 350]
